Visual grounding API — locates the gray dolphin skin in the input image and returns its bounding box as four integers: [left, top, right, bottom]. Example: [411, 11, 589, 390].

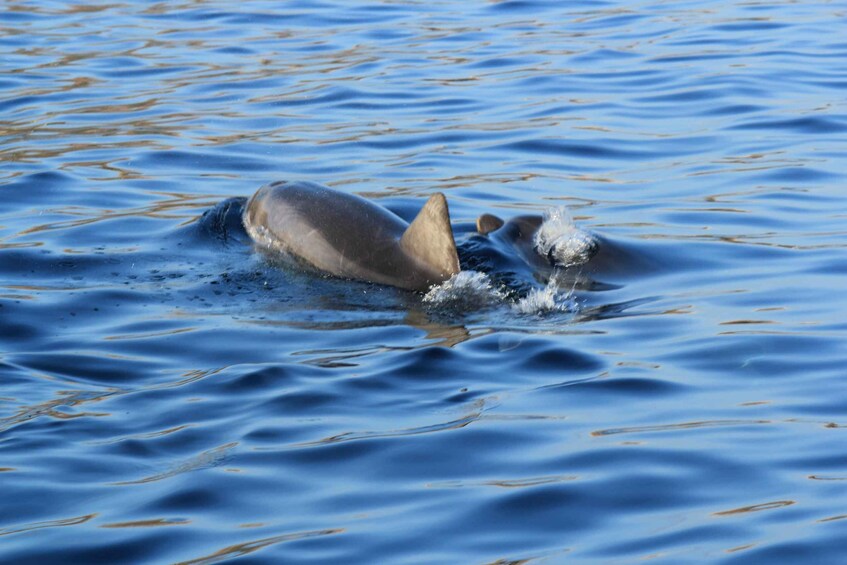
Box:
[243, 180, 460, 291]
[477, 212, 549, 268]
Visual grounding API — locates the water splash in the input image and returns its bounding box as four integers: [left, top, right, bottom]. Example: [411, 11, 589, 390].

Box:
[533, 207, 596, 268]
[512, 283, 575, 315]
[422, 271, 506, 312]
[512, 271, 577, 315]
[424, 270, 577, 316]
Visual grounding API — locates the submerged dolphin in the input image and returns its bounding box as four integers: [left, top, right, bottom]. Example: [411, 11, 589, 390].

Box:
[243, 180, 460, 291]
[476, 213, 547, 269]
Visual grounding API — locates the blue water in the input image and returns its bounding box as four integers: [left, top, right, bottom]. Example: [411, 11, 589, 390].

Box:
[2, 1, 847, 562]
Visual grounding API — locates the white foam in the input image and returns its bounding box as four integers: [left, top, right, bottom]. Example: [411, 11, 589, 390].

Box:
[424, 270, 577, 317]
[512, 272, 577, 315]
[422, 271, 506, 311]
[533, 206, 596, 268]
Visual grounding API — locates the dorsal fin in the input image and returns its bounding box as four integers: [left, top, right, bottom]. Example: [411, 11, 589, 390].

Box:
[476, 213, 505, 235]
[400, 193, 460, 277]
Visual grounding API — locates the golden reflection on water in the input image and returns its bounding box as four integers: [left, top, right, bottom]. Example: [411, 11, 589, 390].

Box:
[287, 410, 483, 449]
[111, 441, 239, 486]
[14, 193, 218, 238]
[591, 419, 771, 437]
[0, 513, 97, 537]
[175, 528, 344, 565]
[713, 500, 795, 517]
[818, 514, 847, 523]
[293, 345, 394, 369]
[428, 474, 580, 489]
[88, 424, 193, 446]
[0, 389, 116, 434]
[726, 543, 757, 554]
[104, 326, 198, 341]
[101, 518, 191, 529]
[718, 319, 774, 325]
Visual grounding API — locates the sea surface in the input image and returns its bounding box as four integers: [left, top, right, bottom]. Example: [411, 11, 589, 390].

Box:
[2, 1, 847, 563]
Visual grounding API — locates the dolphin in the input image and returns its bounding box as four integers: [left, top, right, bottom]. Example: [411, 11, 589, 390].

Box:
[243, 180, 460, 291]
[475, 210, 655, 284]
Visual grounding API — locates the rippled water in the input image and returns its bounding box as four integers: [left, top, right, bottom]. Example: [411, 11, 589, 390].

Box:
[3, 1, 847, 563]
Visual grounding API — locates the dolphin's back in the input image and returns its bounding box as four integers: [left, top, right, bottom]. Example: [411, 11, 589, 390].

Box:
[243, 181, 459, 291]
